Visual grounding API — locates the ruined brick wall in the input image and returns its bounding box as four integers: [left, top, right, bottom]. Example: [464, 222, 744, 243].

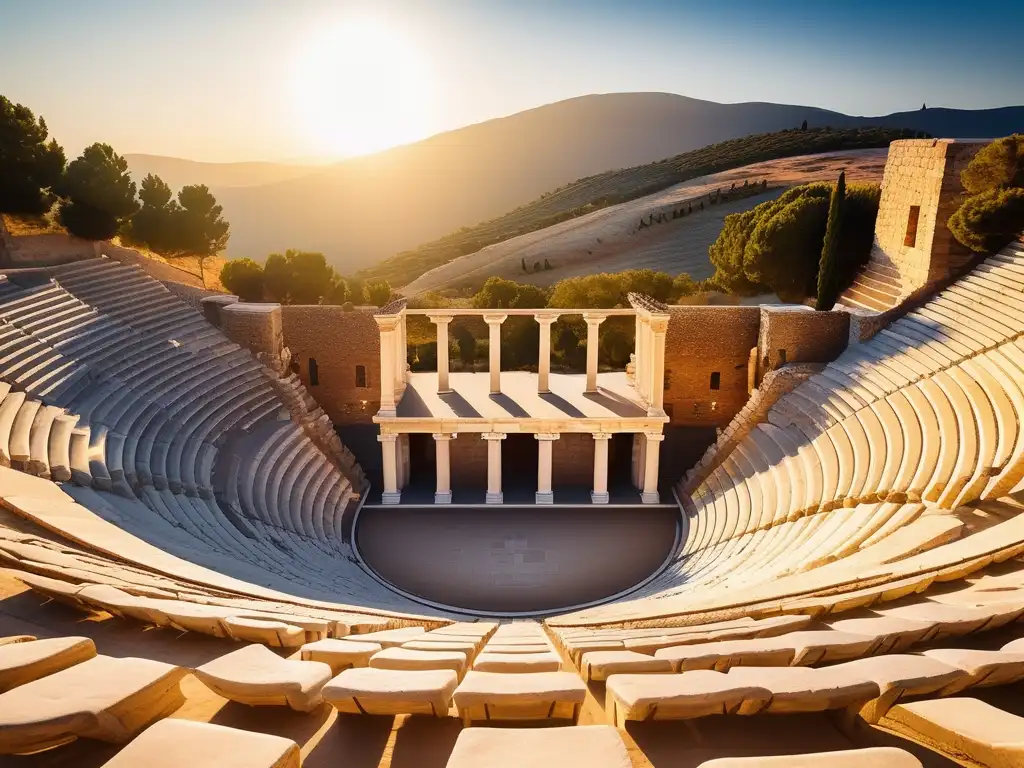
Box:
[663, 305, 760, 427]
[219, 303, 283, 365]
[449, 434, 488, 487]
[552, 433, 595, 486]
[869, 139, 984, 292]
[756, 306, 849, 383]
[280, 306, 381, 425]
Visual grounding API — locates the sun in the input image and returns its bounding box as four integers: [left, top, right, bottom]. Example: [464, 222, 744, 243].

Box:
[294, 19, 435, 158]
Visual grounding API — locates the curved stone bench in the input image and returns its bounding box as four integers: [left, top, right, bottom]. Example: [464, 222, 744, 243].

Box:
[446, 725, 631, 768]
[0, 636, 97, 692]
[194, 644, 332, 712]
[453, 670, 586, 725]
[323, 666, 457, 716]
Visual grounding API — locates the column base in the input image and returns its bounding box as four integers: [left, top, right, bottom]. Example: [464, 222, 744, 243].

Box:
[485, 491, 503, 504]
[535, 491, 554, 505]
[590, 491, 610, 504]
[434, 491, 452, 504]
[640, 490, 660, 504]
[437, 388, 454, 395]
[378, 408, 397, 418]
[381, 491, 402, 505]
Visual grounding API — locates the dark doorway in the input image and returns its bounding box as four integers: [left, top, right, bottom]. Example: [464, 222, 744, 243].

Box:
[610, 433, 634, 487]
[408, 434, 435, 490]
[503, 434, 538, 498]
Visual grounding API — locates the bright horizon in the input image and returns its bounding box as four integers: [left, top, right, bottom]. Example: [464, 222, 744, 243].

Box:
[2, 0, 1023, 164]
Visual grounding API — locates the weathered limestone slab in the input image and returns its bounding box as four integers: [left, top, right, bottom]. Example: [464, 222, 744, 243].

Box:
[473, 651, 563, 674]
[300, 638, 381, 674]
[343, 627, 426, 648]
[921, 647, 1024, 693]
[0, 654, 187, 754]
[369, 647, 468, 679]
[322, 667, 457, 716]
[445, 725, 631, 768]
[696, 747, 921, 767]
[605, 671, 768, 725]
[0, 636, 96, 692]
[879, 698, 1024, 768]
[100, 718, 301, 768]
[453, 670, 586, 725]
[194, 644, 332, 712]
[726, 666, 879, 715]
[579, 650, 673, 681]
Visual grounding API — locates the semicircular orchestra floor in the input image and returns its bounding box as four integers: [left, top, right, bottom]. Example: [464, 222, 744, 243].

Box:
[355, 506, 680, 614]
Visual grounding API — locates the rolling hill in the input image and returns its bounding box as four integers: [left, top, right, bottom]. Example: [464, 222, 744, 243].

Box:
[133, 93, 1024, 275]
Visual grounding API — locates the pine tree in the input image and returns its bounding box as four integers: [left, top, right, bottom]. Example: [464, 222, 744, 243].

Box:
[815, 171, 846, 310]
[801, 119, 808, 131]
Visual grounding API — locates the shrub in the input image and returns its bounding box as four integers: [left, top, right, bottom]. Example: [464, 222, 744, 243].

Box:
[948, 187, 1024, 253]
[220, 258, 265, 302]
[365, 279, 392, 306]
[961, 134, 1024, 194]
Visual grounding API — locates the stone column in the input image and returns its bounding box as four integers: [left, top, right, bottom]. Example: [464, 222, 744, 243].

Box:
[582, 313, 606, 393]
[394, 315, 407, 394]
[535, 312, 559, 393]
[374, 316, 399, 417]
[649, 317, 668, 414]
[433, 433, 455, 504]
[484, 314, 507, 394]
[535, 433, 559, 504]
[378, 433, 401, 504]
[637, 317, 650, 403]
[429, 315, 453, 393]
[641, 432, 665, 504]
[592, 432, 611, 504]
[483, 432, 506, 504]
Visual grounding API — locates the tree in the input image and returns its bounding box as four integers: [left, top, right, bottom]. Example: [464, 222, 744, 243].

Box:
[0, 95, 66, 214]
[472, 277, 522, 309]
[922, 103, 927, 110]
[960, 134, 1024, 194]
[285, 250, 334, 304]
[365, 279, 392, 306]
[262, 252, 293, 302]
[744, 191, 830, 300]
[948, 188, 1024, 253]
[816, 171, 846, 310]
[347, 277, 366, 305]
[56, 143, 138, 240]
[451, 321, 476, 368]
[124, 173, 178, 252]
[800, 120, 808, 131]
[220, 258, 265, 302]
[175, 184, 229, 256]
[670, 273, 699, 300]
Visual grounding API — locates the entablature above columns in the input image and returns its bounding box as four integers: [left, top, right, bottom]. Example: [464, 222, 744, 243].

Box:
[374, 417, 668, 436]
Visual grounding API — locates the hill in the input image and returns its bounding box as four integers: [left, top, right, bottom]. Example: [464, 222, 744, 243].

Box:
[401, 147, 888, 295]
[123, 154, 316, 191]
[201, 93, 1022, 272]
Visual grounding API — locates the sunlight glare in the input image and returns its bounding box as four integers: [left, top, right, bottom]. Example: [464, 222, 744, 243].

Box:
[294, 18, 435, 158]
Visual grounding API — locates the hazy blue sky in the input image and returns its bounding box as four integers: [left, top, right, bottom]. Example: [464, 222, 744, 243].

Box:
[2, 0, 1021, 162]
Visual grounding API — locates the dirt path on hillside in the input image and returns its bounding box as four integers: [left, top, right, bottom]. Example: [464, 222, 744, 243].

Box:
[402, 148, 887, 293]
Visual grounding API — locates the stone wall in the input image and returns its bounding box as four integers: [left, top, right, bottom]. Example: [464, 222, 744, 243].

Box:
[160, 280, 227, 311]
[869, 139, 984, 293]
[663, 305, 760, 427]
[552, 433, 595, 487]
[756, 305, 849, 383]
[280, 305, 381, 425]
[219, 303, 284, 369]
[1, 233, 99, 266]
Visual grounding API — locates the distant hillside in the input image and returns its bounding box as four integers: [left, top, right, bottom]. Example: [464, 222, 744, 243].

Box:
[156, 93, 1022, 272]
[369, 127, 909, 287]
[124, 154, 316, 191]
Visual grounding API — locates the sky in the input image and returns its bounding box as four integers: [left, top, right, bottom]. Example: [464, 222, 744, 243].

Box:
[1, 0, 1022, 163]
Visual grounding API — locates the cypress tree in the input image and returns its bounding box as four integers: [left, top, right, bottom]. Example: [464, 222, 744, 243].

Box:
[815, 171, 846, 310]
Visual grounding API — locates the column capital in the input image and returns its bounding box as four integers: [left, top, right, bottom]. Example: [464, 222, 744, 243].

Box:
[534, 432, 560, 441]
[374, 315, 402, 331]
[649, 317, 670, 334]
[592, 431, 613, 441]
[482, 313, 508, 325]
[432, 432, 457, 441]
[534, 311, 561, 325]
[481, 432, 507, 441]
[581, 312, 607, 325]
[427, 314, 454, 326]
[377, 433, 399, 443]
[643, 432, 666, 442]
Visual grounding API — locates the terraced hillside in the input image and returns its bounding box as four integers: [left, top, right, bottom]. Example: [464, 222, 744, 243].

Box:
[364, 126, 913, 289]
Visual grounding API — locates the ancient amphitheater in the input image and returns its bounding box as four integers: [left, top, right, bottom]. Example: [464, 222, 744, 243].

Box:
[2, 139, 1024, 767]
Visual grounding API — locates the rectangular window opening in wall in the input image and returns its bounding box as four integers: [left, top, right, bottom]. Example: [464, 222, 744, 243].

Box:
[710, 372, 721, 390]
[905, 205, 921, 248]
[778, 349, 787, 365]
[355, 365, 367, 388]
[308, 358, 319, 387]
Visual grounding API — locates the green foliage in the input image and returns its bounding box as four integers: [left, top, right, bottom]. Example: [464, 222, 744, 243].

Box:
[219, 258, 265, 302]
[670, 273, 699, 300]
[0, 95, 66, 214]
[451, 321, 477, 367]
[365, 279, 392, 306]
[360, 126, 922, 287]
[262, 252, 293, 302]
[124, 173, 177, 251]
[284, 250, 334, 304]
[56, 143, 138, 240]
[175, 184, 230, 256]
[710, 180, 880, 302]
[346, 278, 366, 305]
[961, 134, 1024, 194]
[816, 171, 846, 310]
[948, 187, 1024, 254]
[471, 277, 548, 309]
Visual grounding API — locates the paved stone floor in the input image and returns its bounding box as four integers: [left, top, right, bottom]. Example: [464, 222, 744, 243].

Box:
[355, 505, 680, 613]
